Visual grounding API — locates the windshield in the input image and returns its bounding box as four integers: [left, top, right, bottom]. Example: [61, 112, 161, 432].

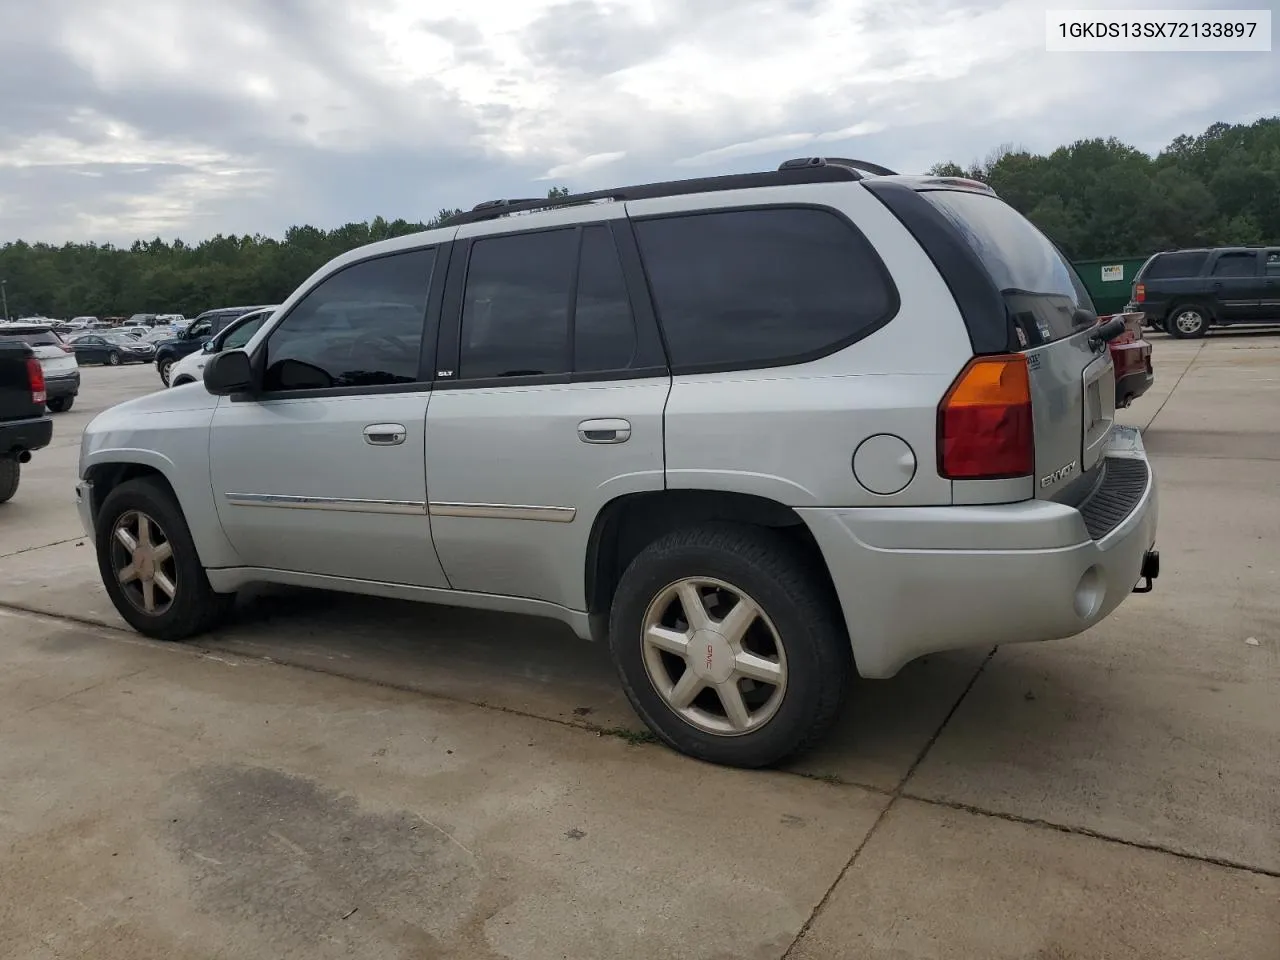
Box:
[923, 190, 1096, 348]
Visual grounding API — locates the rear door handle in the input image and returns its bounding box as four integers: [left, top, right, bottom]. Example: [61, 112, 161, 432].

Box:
[363, 423, 406, 446]
[578, 418, 631, 444]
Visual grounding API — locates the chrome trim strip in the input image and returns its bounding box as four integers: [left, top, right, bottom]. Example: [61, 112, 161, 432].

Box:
[428, 502, 577, 523]
[224, 493, 426, 516]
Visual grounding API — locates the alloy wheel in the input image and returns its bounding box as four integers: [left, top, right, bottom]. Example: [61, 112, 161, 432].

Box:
[110, 510, 178, 615]
[641, 577, 787, 736]
[1174, 310, 1203, 335]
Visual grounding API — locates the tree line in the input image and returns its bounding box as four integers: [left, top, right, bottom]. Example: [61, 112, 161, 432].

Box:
[2, 119, 1276, 319]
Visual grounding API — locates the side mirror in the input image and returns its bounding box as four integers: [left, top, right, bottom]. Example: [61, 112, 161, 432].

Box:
[202, 340, 216, 354]
[203, 349, 253, 395]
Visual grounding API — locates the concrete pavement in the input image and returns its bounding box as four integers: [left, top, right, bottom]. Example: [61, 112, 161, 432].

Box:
[0, 341, 1277, 959]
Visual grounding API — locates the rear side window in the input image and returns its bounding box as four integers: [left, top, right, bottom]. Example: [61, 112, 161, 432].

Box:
[459, 228, 577, 379]
[1211, 252, 1259, 278]
[633, 208, 896, 370]
[1143, 251, 1209, 280]
[1266, 251, 1280, 275]
[922, 190, 1094, 348]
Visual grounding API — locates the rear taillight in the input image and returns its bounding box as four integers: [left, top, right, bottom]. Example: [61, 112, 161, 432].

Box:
[1134, 283, 1145, 303]
[26, 358, 46, 405]
[60, 343, 74, 354]
[938, 354, 1033, 480]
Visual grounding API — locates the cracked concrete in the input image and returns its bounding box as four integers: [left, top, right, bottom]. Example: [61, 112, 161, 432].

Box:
[1, 336, 1278, 958]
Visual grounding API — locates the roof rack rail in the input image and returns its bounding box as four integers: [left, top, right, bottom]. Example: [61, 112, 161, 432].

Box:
[778, 157, 899, 177]
[439, 163, 865, 227]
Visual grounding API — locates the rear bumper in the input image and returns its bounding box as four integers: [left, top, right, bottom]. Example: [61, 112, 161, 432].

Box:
[1, 415, 54, 458]
[45, 371, 80, 398]
[1116, 370, 1154, 405]
[799, 426, 1158, 679]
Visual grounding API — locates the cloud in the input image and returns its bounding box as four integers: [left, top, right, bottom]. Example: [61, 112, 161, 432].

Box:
[0, 0, 1274, 243]
[538, 151, 627, 179]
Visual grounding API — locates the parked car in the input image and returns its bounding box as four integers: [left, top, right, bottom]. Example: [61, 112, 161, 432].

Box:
[69, 316, 98, 328]
[0, 323, 80, 412]
[167, 306, 277, 387]
[153, 305, 272, 385]
[0, 340, 52, 503]
[67, 331, 156, 366]
[76, 159, 1158, 768]
[127, 313, 159, 327]
[1129, 246, 1280, 338]
[1104, 312, 1153, 408]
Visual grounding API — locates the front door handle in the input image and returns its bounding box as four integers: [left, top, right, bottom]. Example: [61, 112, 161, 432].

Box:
[363, 423, 406, 446]
[578, 418, 631, 444]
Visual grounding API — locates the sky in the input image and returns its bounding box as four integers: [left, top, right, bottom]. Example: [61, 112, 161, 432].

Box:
[0, 0, 1276, 244]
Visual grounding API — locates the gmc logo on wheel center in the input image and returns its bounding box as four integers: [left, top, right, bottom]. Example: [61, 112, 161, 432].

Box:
[1040, 460, 1077, 488]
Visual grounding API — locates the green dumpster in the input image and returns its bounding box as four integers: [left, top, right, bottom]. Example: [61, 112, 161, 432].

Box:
[1071, 256, 1151, 316]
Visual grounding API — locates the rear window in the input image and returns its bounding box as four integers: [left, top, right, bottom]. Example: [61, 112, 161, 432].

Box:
[922, 190, 1095, 348]
[1142, 251, 1209, 280]
[0, 328, 62, 347]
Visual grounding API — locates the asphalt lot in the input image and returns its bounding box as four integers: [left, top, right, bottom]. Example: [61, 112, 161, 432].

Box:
[1, 336, 1277, 959]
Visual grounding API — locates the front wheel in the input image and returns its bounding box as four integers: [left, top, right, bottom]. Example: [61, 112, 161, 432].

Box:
[608, 523, 850, 768]
[95, 477, 234, 640]
[106, 350, 121, 365]
[158, 359, 173, 386]
[1168, 305, 1209, 339]
[47, 395, 74, 413]
[0, 459, 18, 504]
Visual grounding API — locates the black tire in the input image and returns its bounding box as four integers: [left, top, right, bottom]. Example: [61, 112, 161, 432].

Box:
[95, 477, 234, 640]
[158, 359, 173, 386]
[172, 376, 195, 387]
[0, 459, 18, 504]
[1167, 304, 1209, 339]
[107, 350, 121, 365]
[47, 395, 74, 413]
[608, 522, 850, 768]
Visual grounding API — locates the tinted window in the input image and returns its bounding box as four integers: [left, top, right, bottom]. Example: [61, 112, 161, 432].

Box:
[264, 248, 435, 391]
[459, 229, 575, 379]
[1266, 251, 1280, 276]
[1144, 251, 1209, 280]
[923, 190, 1094, 348]
[634, 208, 895, 368]
[575, 225, 637, 373]
[0, 329, 60, 347]
[1212, 252, 1259, 278]
[223, 313, 269, 349]
[187, 318, 213, 338]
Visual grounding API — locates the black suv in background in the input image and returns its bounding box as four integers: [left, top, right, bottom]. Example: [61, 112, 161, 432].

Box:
[153, 305, 272, 385]
[1130, 247, 1280, 338]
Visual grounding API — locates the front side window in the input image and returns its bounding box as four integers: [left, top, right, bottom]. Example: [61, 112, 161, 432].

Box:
[1211, 252, 1259, 278]
[263, 248, 435, 391]
[634, 207, 897, 369]
[459, 229, 576, 380]
[1266, 251, 1280, 276]
[224, 314, 269, 350]
[187, 317, 213, 338]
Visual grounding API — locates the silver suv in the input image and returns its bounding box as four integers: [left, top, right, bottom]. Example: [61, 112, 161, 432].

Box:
[76, 159, 1159, 767]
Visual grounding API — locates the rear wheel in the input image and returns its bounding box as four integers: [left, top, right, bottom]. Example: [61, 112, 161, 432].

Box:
[0, 459, 18, 504]
[608, 523, 850, 768]
[1168, 305, 1209, 339]
[95, 477, 234, 640]
[47, 395, 74, 413]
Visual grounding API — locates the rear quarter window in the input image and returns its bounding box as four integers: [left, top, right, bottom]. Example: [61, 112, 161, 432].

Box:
[633, 207, 898, 371]
[1142, 251, 1210, 280]
[922, 190, 1095, 348]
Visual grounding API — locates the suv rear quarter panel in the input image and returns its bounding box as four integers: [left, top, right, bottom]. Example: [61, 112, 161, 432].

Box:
[630, 183, 973, 508]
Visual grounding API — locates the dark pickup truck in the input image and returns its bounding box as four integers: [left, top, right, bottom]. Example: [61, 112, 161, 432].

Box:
[1130, 246, 1280, 338]
[0, 341, 54, 504]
